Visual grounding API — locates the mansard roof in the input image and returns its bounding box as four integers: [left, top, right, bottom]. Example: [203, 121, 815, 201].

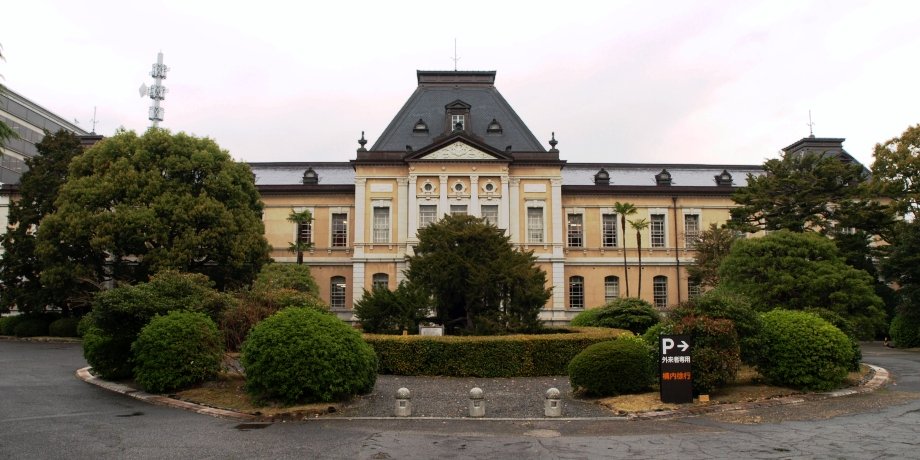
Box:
[369, 70, 546, 153]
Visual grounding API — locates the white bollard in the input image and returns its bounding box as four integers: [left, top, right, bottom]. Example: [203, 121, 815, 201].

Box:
[469, 387, 485, 417]
[394, 387, 412, 417]
[544, 387, 562, 417]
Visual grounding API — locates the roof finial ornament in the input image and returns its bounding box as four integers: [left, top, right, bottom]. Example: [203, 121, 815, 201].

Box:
[357, 131, 367, 152]
[451, 38, 461, 71]
[807, 110, 816, 138]
[548, 132, 559, 153]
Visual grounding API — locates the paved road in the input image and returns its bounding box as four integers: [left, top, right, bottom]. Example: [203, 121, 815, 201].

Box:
[1, 340, 918, 459]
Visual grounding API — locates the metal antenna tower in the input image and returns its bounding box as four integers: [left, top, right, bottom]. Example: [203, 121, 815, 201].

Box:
[138, 52, 169, 128]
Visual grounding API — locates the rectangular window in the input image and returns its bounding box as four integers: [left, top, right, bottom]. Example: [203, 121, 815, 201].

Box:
[481, 205, 499, 226]
[297, 221, 312, 245]
[372, 207, 389, 243]
[331, 213, 348, 247]
[684, 214, 700, 248]
[602, 214, 618, 247]
[527, 207, 544, 243]
[651, 214, 666, 248]
[450, 204, 468, 216]
[688, 279, 702, 298]
[653, 276, 668, 309]
[567, 214, 584, 247]
[419, 205, 437, 228]
[330, 276, 346, 309]
[569, 276, 585, 310]
[451, 114, 465, 130]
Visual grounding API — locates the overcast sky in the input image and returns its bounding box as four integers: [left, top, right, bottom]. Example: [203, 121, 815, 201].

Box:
[4, 0, 919, 167]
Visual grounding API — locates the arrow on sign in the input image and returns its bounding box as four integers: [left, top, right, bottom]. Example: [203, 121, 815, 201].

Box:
[678, 341, 689, 352]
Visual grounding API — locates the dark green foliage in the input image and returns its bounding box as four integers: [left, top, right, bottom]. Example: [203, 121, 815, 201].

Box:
[48, 317, 81, 337]
[889, 313, 920, 348]
[241, 308, 378, 404]
[132, 311, 223, 393]
[220, 288, 327, 352]
[367, 327, 625, 377]
[1, 315, 24, 335]
[871, 124, 920, 217]
[251, 263, 319, 296]
[641, 322, 669, 351]
[805, 307, 862, 371]
[687, 224, 739, 289]
[569, 297, 660, 334]
[82, 271, 232, 379]
[14, 317, 49, 337]
[355, 282, 431, 334]
[671, 289, 762, 364]
[567, 338, 655, 396]
[672, 316, 741, 394]
[882, 220, 920, 324]
[406, 214, 550, 334]
[719, 230, 886, 339]
[756, 310, 854, 391]
[34, 129, 270, 306]
[0, 131, 86, 314]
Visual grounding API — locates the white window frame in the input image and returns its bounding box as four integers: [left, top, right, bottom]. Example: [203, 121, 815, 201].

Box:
[419, 204, 437, 228]
[372, 273, 389, 290]
[604, 276, 619, 303]
[601, 212, 618, 248]
[291, 206, 314, 246]
[684, 213, 701, 248]
[330, 210, 349, 248]
[481, 204, 499, 226]
[451, 114, 465, 130]
[567, 211, 584, 248]
[372, 201, 391, 244]
[526, 201, 545, 244]
[569, 276, 585, 310]
[450, 204, 468, 216]
[650, 211, 667, 248]
[330, 276, 347, 309]
[653, 276, 668, 309]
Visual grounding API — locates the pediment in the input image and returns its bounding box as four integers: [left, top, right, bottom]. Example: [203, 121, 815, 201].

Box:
[418, 141, 500, 160]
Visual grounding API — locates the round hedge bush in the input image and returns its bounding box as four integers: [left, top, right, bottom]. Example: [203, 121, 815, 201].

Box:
[567, 337, 655, 396]
[131, 311, 224, 393]
[672, 316, 740, 394]
[756, 310, 854, 391]
[570, 298, 660, 334]
[890, 313, 920, 348]
[14, 317, 49, 337]
[671, 289, 761, 364]
[49, 318, 81, 337]
[241, 307, 378, 404]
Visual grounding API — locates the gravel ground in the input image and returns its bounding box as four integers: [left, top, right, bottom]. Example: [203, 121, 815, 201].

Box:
[331, 375, 615, 418]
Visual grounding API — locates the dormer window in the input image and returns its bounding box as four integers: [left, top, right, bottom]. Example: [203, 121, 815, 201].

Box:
[655, 169, 672, 186]
[302, 167, 318, 185]
[413, 119, 429, 134]
[487, 118, 502, 134]
[451, 115, 465, 131]
[715, 170, 733, 186]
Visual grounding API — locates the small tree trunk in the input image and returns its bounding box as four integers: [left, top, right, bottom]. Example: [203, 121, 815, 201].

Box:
[621, 215, 630, 297]
[296, 251, 304, 265]
[636, 230, 643, 299]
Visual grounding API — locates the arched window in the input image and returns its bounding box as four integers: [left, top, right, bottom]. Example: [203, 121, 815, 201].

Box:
[653, 276, 668, 309]
[604, 276, 619, 303]
[372, 273, 389, 290]
[569, 276, 585, 310]
[330, 276, 347, 309]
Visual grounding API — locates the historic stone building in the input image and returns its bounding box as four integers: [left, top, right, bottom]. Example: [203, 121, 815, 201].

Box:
[252, 70, 779, 322]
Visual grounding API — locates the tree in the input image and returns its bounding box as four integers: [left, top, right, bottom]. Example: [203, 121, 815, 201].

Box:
[881, 221, 920, 316]
[0, 130, 83, 313]
[871, 124, 920, 217]
[354, 281, 431, 334]
[718, 230, 887, 338]
[614, 202, 637, 296]
[628, 217, 649, 299]
[686, 223, 739, 289]
[406, 214, 551, 334]
[34, 129, 271, 306]
[730, 151, 883, 235]
[286, 209, 313, 264]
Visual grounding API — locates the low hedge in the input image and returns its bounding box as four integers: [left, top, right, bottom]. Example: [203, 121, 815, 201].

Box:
[365, 327, 627, 377]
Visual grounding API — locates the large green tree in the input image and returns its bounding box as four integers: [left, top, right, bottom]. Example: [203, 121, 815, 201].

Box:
[406, 214, 551, 334]
[34, 129, 270, 305]
[871, 124, 920, 217]
[718, 230, 886, 338]
[0, 130, 84, 313]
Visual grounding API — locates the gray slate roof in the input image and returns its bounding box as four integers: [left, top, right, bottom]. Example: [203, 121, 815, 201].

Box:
[370, 71, 547, 153]
[563, 164, 764, 187]
[250, 162, 355, 186]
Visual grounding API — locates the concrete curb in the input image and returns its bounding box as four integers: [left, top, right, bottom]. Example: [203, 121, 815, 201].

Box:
[76, 363, 891, 423]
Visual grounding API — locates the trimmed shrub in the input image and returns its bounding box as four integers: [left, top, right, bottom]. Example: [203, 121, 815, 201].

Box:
[570, 298, 660, 334]
[14, 317, 49, 337]
[83, 270, 233, 380]
[671, 289, 761, 364]
[132, 311, 223, 393]
[641, 322, 670, 351]
[1, 315, 24, 335]
[251, 263, 320, 296]
[567, 337, 655, 396]
[242, 308, 378, 404]
[890, 313, 920, 348]
[672, 316, 741, 394]
[49, 318, 81, 337]
[367, 327, 626, 377]
[756, 310, 854, 391]
[805, 308, 862, 371]
[355, 282, 430, 334]
[221, 288, 328, 352]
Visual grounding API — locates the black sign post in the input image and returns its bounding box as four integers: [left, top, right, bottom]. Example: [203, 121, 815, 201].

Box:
[659, 334, 693, 404]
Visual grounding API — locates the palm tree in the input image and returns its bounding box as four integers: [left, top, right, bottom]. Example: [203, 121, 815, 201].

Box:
[629, 218, 650, 299]
[613, 202, 637, 296]
[287, 209, 314, 264]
